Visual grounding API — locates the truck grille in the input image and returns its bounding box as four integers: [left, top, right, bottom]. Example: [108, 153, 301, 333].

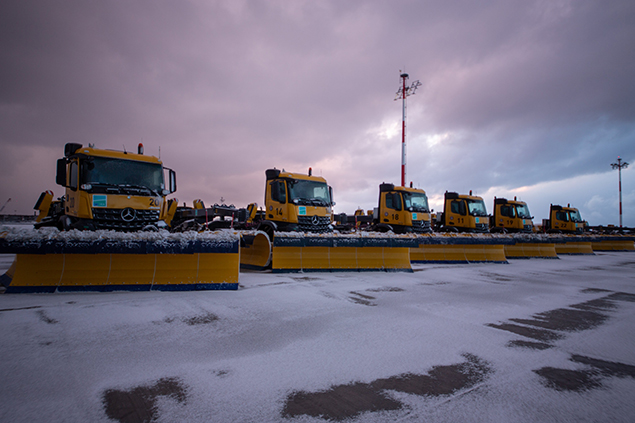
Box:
[411, 219, 432, 233]
[297, 215, 331, 233]
[91, 208, 160, 231]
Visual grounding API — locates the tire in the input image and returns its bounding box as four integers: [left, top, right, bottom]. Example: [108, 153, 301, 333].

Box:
[257, 221, 276, 240]
[57, 215, 73, 231]
[374, 224, 393, 233]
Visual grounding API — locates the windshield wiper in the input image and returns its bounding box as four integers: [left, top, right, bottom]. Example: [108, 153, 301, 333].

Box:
[309, 198, 328, 206]
[88, 182, 122, 192]
[91, 182, 118, 187]
[120, 184, 158, 196]
[294, 198, 327, 206]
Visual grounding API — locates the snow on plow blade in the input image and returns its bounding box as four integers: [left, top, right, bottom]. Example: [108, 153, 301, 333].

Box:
[410, 234, 510, 264]
[0, 229, 239, 293]
[270, 233, 417, 273]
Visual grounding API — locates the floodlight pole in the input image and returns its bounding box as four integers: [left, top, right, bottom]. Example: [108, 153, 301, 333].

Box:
[611, 156, 629, 227]
[395, 72, 421, 187]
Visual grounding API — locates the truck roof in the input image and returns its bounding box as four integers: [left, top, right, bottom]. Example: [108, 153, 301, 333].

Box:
[266, 168, 327, 184]
[551, 204, 579, 212]
[380, 183, 427, 195]
[445, 191, 484, 201]
[494, 197, 527, 206]
[68, 145, 162, 165]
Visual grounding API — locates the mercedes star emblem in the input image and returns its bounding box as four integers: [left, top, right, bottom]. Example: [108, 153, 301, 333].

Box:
[311, 215, 319, 226]
[121, 207, 136, 222]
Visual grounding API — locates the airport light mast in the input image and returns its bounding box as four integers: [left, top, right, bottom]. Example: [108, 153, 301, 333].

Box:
[611, 156, 629, 227]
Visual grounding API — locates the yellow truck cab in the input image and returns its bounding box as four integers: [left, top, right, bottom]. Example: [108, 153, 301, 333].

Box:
[544, 204, 586, 233]
[436, 191, 489, 233]
[262, 168, 334, 233]
[491, 197, 534, 233]
[375, 183, 432, 233]
[35, 143, 177, 231]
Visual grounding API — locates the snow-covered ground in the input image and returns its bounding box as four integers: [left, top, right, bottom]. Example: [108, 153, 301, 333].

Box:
[1, 251, 634, 423]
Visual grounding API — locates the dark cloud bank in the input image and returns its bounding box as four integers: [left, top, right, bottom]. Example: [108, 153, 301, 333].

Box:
[1, 0, 633, 224]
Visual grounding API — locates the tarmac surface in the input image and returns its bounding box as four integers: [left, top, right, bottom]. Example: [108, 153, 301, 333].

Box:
[1, 251, 634, 422]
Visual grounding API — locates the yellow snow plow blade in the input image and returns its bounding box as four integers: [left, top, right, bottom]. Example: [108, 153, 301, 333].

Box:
[240, 231, 272, 270]
[0, 230, 240, 293]
[591, 236, 635, 252]
[270, 233, 416, 272]
[0, 256, 16, 288]
[554, 241, 594, 255]
[504, 243, 558, 259]
[410, 234, 509, 264]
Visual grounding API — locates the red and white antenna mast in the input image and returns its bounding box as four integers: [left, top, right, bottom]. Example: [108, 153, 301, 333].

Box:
[394, 72, 421, 187]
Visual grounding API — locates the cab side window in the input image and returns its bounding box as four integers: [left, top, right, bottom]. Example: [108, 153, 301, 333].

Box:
[450, 200, 460, 214]
[501, 205, 515, 217]
[556, 211, 568, 222]
[69, 161, 78, 191]
[385, 193, 402, 210]
[271, 181, 286, 203]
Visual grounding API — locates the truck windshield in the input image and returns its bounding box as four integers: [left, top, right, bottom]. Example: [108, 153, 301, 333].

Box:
[81, 157, 164, 194]
[467, 199, 488, 216]
[515, 203, 532, 219]
[288, 179, 331, 206]
[569, 209, 583, 222]
[403, 192, 429, 212]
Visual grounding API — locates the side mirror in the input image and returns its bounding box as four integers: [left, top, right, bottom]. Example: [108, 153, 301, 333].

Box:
[169, 169, 177, 193]
[329, 186, 335, 206]
[56, 159, 67, 186]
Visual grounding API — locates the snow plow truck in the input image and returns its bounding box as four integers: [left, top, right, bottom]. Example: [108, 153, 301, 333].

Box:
[334, 183, 432, 234]
[434, 191, 490, 233]
[543, 204, 586, 234]
[34, 143, 178, 231]
[490, 197, 534, 233]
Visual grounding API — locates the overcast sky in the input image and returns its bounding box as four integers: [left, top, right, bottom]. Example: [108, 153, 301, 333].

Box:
[1, 0, 634, 226]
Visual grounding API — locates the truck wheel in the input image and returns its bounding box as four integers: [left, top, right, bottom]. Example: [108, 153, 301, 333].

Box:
[257, 222, 276, 240]
[375, 224, 393, 233]
[57, 215, 73, 231]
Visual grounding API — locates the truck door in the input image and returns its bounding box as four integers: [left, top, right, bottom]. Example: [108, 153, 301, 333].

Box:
[447, 200, 466, 227]
[383, 192, 403, 225]
[501, 205, 516, 228]
[554, 210, 568, 230]
[267, 180, 288, 222]
[66, 159, 80, 217]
